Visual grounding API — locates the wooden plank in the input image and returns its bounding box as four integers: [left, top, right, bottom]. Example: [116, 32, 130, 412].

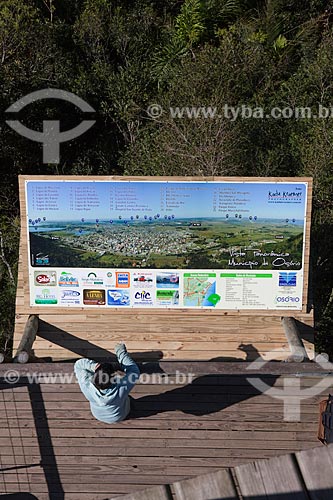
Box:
[235, 454, 308, 498]
[0, 446, 305, 460]
[1, 375, 330, 390]
[0, 392, 329, 407]
[34, 312, 312, 324]
[2, 377, 329, 391]
[0, 409, 320, 422]
[0, 362, 329, 376]
[18, 175, 314, 181]
[0, 428, 302, 441]
[110, 484, 172, 500]
[296, 444, 333, 499]
[0, 455, 227, 470]
[0, 437, 318, 450]
[302, 177, 313, 313]
[0, 396, 328, 411]
[1, 473, 189, 485]
[0, 418, 318, 432]
[24, 348, 311, 361]
[2, 384, 325, 398]
[64, 496, 149, 500]
[0, 454, 306, 470]
[11, 334, 291, 347]
[15, 306, 315, 317]
[27, 340, 291, 351]
[173, 469, 238, 499]
[0, 482, 159, 494]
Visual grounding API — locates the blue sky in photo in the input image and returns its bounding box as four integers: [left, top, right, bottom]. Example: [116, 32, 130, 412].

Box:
[26, 180, 308, 222]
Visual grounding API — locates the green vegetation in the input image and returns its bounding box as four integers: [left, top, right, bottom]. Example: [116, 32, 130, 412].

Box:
[30, 219, 303, 269]
[0, 0, 332, 357]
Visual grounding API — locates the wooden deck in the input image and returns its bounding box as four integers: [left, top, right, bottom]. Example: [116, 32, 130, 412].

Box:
[12, 312, 315, 361]
[0, 362, 332, 499]
[112, 444, 333, 500]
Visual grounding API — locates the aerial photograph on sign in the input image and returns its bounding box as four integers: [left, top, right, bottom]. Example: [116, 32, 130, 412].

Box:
[26, 180, 307, 271]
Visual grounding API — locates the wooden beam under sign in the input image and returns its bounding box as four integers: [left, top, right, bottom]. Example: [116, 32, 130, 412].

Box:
[13, 314, 39, 363]
[281, 316, 309, 362]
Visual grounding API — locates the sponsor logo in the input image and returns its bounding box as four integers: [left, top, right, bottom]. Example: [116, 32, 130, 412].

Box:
[134, 291, 152, 300]
[133, 289, 154, 306]
[36, 275, 50, 284]
[34, 288, 57, 304]
[156, 290, 179, 306]
[116, 272, 130, 288]
[61, 290, 80, 298]
[82, 271, 104, 286]
[83, 289, 106, 305]
[35, 254, 50, 265]
[275, 296, 300, 303]
[107, 289, 130, 306]
[133, 272, 154, 289]
[107, 272, 112, 278]
[279, 272, 297, 286]
[58, 272, 79, 287]
[34, 271, 57, 286]
[156, 273, 179, 289]
[134, 275, 153, 283]
[61, 289, 81, 305]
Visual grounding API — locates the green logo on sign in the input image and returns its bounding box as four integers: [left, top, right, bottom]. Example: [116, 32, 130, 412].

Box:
[207, 293, 221, 306]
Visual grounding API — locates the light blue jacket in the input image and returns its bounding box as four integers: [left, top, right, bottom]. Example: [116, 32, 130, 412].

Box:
[74, 347, 140, 423]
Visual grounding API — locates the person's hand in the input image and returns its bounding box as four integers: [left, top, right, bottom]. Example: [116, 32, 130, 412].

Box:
[115, 342, 127, 356]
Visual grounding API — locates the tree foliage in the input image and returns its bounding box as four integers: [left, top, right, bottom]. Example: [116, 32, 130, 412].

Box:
[0, 0, 332, 356]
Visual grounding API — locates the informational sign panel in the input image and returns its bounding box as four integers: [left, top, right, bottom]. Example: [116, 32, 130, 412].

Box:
[25, 179, 309, 310]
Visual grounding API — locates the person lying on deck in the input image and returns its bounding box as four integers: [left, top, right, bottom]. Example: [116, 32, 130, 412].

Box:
[74, 342, 140, 423]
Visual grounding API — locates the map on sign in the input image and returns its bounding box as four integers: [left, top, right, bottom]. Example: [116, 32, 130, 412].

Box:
[183, 273, 219, 307]
[25, 179, 309, 310]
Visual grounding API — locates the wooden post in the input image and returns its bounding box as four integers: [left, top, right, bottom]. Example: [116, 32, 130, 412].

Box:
[281, 316, 309, 362]
[13, 315, 39, 363]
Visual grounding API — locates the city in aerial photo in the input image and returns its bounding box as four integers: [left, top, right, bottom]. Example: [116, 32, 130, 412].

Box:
[27, 180, 307, 270]
[28, 215, 305, 270]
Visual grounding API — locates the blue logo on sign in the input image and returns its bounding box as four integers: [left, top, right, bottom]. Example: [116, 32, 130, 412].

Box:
[276, 296, 300, 303]
[279, 272, 297, 286]
[107, 289, 130, 306]
[62, 290, 80, 298]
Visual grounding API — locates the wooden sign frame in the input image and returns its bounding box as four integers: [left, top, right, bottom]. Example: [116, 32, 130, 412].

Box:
[17, 175, 313, 317]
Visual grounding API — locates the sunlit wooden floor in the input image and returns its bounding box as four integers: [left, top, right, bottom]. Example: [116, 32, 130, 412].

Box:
[0, 362, 330, 500]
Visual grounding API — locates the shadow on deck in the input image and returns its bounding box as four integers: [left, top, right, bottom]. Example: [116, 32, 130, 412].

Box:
[0, 358, 332, 500]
